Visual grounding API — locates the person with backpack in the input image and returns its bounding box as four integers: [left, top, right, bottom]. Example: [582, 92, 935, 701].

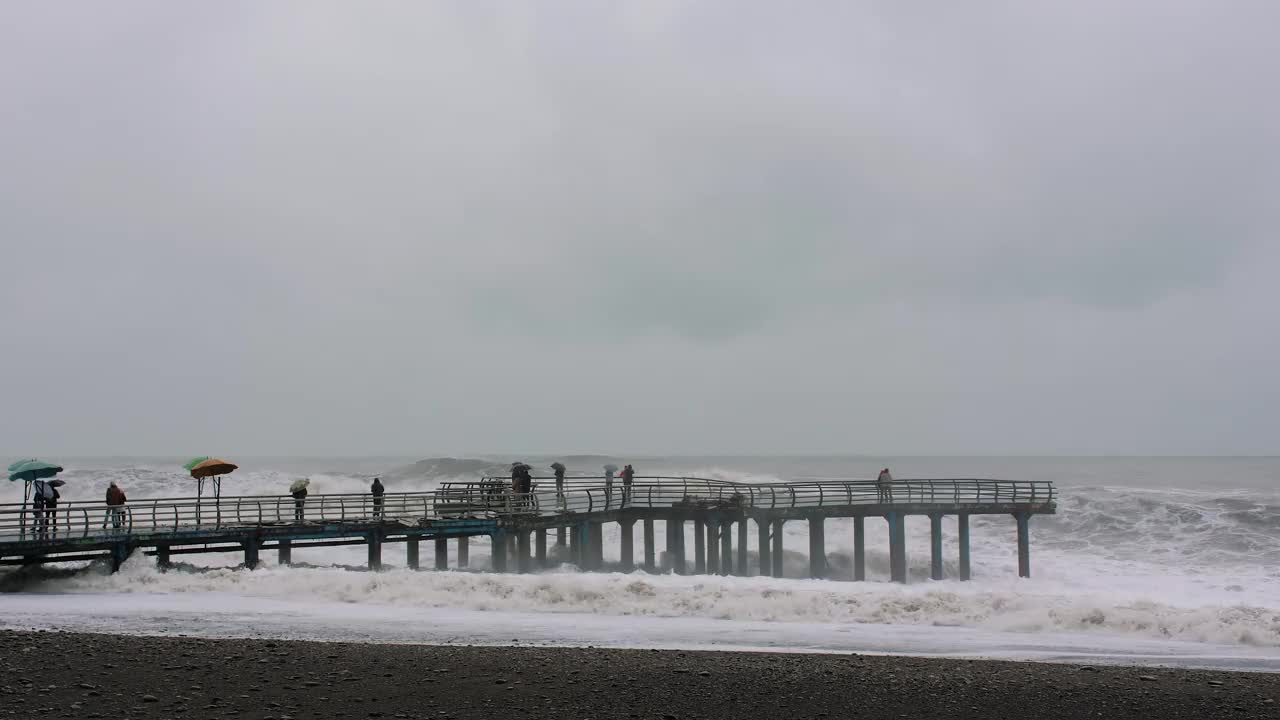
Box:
[620, 464, 635, 506]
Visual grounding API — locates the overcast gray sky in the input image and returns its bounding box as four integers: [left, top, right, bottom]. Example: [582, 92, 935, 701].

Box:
[2, 1, 1277, 456]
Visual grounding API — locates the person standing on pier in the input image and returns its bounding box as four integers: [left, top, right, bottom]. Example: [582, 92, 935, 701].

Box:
[371, 477, 385, 518]
[105, 481, 127, 530]
[603, 464, 618, 510]
[620, 464, 635, 506]
[551, 462, 567, 510]
[46, 485, 60, 536]
[876, 468, 894, 504]
[290, 479, 309, 521]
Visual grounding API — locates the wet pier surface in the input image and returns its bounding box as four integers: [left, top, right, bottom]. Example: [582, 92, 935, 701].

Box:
[1, 476, 1054, 582]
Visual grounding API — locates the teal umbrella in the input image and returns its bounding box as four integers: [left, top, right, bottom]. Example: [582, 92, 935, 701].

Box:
[8, 459, 64, 483]
[8, 459, 63, 537]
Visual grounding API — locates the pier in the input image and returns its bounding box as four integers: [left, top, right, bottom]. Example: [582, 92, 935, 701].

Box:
[0, 477, 1055, 582]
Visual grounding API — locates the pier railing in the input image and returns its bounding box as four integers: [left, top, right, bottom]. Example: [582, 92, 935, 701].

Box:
[1, 477, 1054, 544]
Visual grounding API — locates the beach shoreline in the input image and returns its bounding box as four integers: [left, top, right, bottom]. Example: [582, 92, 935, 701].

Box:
[2, 630, 1276, 719]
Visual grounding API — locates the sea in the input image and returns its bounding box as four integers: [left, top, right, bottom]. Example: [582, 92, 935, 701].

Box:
[2, 456, 1278, 671]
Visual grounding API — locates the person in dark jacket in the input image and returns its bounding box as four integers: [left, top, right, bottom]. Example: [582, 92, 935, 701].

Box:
[551, 462, 567, 510]
[371, 477, 385, 518]
[105, 481, 127, 530]
[876, 468, 894, 504]
[620, 464, 635, 506]
[292, 483, 309, 521]
[46, 486, 60, 536]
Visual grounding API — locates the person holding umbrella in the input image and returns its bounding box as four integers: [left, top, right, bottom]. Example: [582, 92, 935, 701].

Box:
[43, 481, 63, 536]
[603, 464, 618, 510]
[550, 462, 567, 510]
[8, 459, 64, 538]
[290, 478, 310, 522]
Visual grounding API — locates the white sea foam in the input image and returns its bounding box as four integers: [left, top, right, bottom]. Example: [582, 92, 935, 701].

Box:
[4, 456, 1280, 666]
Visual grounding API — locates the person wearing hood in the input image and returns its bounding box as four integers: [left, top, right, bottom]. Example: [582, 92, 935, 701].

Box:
[104, 481, 127, 530]
[603, 464, 618, 510]
[371, 477, 385, 518]
[551, 462, 567, 510]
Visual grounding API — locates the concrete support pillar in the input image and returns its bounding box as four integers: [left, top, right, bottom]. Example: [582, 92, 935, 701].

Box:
[736, 519, 748, 576]
[771, 520, 785, 578]
[518, 530, 533, 573]
[929, 514, 944, 581]
[693, 518, 707, 574]
[506, 534, 517, 565]
[278, 539, 292, 567]
[852, 516, 865, 581]
[756, 518, 771, 576]
[643, 518, 656, 572]
[570, 524, 582, 566]
[888, 513, 907, 583]
[435, 536, 448, 570]
[1016, 512, 1031, 578]
[619, 520, 635, 572]
[245, 541, 262, 570]
[367, 533, 382, 571]
[491, 533, 508, 573]
[110, 543, 130, 573]
[156, 544, 171, 569]
[588, 522, 604, 571]
[958, 514, 971, 581]
[706, 521, 720, 575]
[720, 521, 733, 576]
[556, 527, 567, 547]
[406, 536, 419, 570]
[668, 517, 686, 575]
[808, 516, 826, 579]
[458, 536, 470, 568]
[536, 528, 548, 568]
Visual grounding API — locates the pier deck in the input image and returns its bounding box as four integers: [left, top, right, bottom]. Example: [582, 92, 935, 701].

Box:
[1, 477, 1054, 582]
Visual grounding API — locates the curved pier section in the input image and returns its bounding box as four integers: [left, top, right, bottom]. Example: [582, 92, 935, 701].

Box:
[0, 477, 1055, 583]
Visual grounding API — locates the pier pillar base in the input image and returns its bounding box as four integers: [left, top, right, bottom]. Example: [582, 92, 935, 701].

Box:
[668, 518, 686, 574]
[110, 543, 130, 573]
[492, 533, 508, 573]
[771, 520, 785, 578]
[278, 539, 292, 567]
[707, 521, 720, 575]
[458, 536, 470, 568]
[693, 518, 707, 574]
[958, 514, 971, 581]
[853, 516, 865, 581]
[719, 521, 732, 577]
[888, 513, 907, 583]
[245, 540, 261, 570]
[435, 536, 448, 570]
[570, 524, 582, 566]
[619, 519, 635, 572]
[536, 528, 548, 568]
[808, 516, 826, 579]
[556, 527, 566, 548]
[588, 522, 604, 571]
[406, 536, 419, 570]
[736, 519, 748, 576]
[930, 514, 944, 581]
[756, 518, 771, 576]
[518, 530, 533, 573]
[1016, 512, 1031, 578]
[367, 533, 382, 571]
[156, 544, 171, 569]
[643, 518, 655, 572]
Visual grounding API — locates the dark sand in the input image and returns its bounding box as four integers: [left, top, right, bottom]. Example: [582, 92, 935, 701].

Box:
[0, 631, 1276, 719]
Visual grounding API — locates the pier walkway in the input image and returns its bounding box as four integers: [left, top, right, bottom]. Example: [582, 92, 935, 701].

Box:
[0, 477, 1055, 582]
